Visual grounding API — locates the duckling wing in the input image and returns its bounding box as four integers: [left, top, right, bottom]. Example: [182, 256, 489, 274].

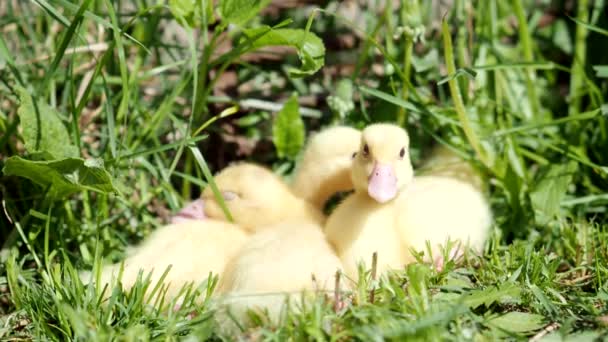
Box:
[395, 176, 491, 263]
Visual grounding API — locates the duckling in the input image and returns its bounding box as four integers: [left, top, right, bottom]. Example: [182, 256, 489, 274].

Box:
[216, 221, 343, 329]
[83, 219, 248, 302]
[202, 162, 325, 231]
[324, 123, 414, 280]
[325, 123, 492, 276]
[291, 125, 362, 209]
[85, 162, 326, 301]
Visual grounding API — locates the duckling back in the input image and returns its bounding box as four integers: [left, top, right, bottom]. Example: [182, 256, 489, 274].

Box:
[202, 162, 325, 231]
[85, 220, 249, 302]
[419, 144, 484, 191]
[216, 221, 343, 328]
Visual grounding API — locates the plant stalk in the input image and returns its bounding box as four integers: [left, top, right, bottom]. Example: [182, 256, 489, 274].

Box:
[442, 19, 488, 168]
[511, 0, 539, 120]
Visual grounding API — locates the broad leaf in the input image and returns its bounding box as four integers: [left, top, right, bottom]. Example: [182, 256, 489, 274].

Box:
[530, 161, 577, 224]
[16, 86, 78, 159]
[242, 26, 325, 77]
[272, 94, 304, 159]
[3, 156, 117, 199]
[219, 0, 272, 26]
[487, 311, 545, 333]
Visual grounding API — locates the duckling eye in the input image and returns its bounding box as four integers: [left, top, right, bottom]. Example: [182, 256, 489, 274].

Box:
[362, 144, 369, 156]
[352, 152, 357, 159]
[399, 147, 405, 159]
[222, 191, 238, 201]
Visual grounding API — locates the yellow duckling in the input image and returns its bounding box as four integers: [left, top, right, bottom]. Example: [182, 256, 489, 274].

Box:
[324, 123, 414, 280]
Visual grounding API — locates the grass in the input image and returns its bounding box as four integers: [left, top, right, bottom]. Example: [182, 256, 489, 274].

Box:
[1, 0, 608, 340]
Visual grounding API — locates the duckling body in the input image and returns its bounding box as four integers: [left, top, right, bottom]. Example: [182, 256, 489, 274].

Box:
[86, 219, 248, 301]
[395, 175, 491, 264]
[324, 195, 402, 279]
[218, 221, 343, 326]
[291, 126, 361, 209]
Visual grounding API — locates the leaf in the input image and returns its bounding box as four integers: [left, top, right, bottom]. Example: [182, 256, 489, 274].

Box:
[593, 65, 608, 78]
[462, 282, 522, 309]
[551, 19, 573, 54]
[487, 312, 545, 333]
[530, 161, 578, 224]
[272, 94, 305, 159]
[569, 16, 608, 38]
[16, 86, 78, 159]
[168, 0, 214, 28]
[242, 26, 325, 77]
[437, 67, 477, 85]
[219, 0, 272, 26]
[2, 156, 117, 199]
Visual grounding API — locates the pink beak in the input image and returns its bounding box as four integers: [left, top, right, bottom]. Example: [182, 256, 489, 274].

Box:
[171, 198, 206, 223]
[367, 163, 398, 203]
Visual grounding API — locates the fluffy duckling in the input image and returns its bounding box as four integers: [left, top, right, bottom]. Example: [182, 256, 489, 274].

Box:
[216, 221, 343, 330]
[325, 123, 491, 277]
[202, 162, 325, 231]
[83, 219, 248, 302]
[324, 123, 414, 279]
[291, 125, 362, 209]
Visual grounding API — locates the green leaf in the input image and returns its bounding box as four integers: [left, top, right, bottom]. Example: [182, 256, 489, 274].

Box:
[530, 161, 578, 224]
[169, 0, 213, 28]
[487, 312, 545, 333]
[569, 16, 608, 37]
[2, 156, 117, 199]
[16, 86, 78, 159]
[219, 0, 272, 26]
[593, 65, 608, 78]
[551, 19, 573, 54]
[272, 94, 305, 159]
[437, 67, 477, 85]
[242, 27, 325, 77]
[462, 282, 522, 309]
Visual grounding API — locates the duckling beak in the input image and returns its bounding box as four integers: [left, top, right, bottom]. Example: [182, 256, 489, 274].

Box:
[367, 163, 398, 203]
[170, 198, 206, 223]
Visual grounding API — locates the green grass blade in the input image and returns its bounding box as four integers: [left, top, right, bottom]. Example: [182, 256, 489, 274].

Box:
[189, 146, 233, 222]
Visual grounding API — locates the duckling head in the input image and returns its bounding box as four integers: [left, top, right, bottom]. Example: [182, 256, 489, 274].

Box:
[201, 162, 311, 231]
[351, 123, 414, 203]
